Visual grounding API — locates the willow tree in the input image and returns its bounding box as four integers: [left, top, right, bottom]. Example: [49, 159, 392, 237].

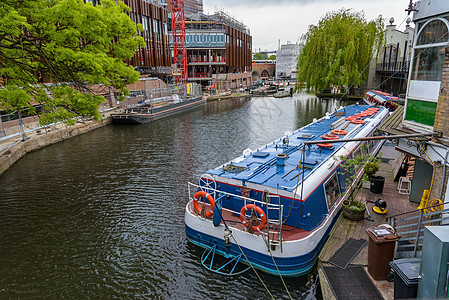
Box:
[0, 0, 144, 125]
[297, 9, 384, 92]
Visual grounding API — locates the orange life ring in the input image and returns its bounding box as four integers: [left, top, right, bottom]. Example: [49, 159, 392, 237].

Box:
[345, 116, 358, 121]
[331, 129, 348, 135]
[317, 143, 333, 148]
[322, 133, 340, 140]
[240, 204, 267, 232]
[193, 191, 215, 218]
[351, 119, 366, 124]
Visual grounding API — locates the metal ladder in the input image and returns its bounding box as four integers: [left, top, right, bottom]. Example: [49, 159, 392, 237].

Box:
[264, 194, 283, 252]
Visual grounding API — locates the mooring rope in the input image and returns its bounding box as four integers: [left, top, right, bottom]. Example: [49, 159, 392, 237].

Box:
[261, 235, 293, 300]
[229, 232, 275, 300]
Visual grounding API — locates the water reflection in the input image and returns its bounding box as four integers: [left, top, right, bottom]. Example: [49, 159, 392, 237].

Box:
[0, 94, 353, 299]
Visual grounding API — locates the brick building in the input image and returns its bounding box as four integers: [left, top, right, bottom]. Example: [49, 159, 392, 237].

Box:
[391, 0, 449, 208]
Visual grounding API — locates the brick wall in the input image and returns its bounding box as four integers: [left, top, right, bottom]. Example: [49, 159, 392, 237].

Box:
[433, 47, 449, 134]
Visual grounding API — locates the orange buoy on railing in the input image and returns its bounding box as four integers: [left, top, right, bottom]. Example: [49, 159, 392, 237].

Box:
[240, 204, 267, 232]
[322, 133, 340, 140]
[331, 129, 348, 135]
[351, 119, 366, 124]
[193, 191, 215, 218]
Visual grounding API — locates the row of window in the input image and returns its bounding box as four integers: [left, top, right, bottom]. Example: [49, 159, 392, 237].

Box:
[324, 139, 381, 209]
[141, 17, 168, 36]
[186, 33, 225, 45]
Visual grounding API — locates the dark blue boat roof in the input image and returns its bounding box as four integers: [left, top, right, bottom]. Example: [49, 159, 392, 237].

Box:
[207, 105, 382, 191]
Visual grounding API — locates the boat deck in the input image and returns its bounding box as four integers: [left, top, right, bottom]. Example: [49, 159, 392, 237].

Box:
[318, 158, 418, 300]
[187, 201, 310, 241]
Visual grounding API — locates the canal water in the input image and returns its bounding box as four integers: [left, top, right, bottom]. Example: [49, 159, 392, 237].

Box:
[0, 93, 355, 299]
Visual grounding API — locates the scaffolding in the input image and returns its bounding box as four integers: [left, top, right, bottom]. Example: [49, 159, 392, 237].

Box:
[171, 0, 188, 83]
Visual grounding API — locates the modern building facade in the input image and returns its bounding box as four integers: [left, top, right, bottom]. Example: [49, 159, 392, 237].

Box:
[184, 0, 203, 16]
[181, 11, 252, 89]
[121, 0, 172, 78]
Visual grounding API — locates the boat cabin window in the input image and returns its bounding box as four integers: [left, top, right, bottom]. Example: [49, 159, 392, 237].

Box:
[324, 173, 341, 209]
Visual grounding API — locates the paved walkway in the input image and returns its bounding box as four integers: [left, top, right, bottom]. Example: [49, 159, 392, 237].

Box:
[318, 148, 418, 300]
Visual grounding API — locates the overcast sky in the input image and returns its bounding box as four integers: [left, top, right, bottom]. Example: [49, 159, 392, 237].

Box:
[203, 0, 412, 51]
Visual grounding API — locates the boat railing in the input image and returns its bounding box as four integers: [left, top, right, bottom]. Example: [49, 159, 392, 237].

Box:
[187, 182, 284, 250]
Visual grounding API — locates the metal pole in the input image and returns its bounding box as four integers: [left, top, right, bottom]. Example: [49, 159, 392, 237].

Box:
[18, 111, 27, 141]
[304, 132, 441, 145]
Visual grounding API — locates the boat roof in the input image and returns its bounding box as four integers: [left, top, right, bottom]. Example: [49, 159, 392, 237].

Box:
[367, 90, 403, 103]
[207, 104, 384, 192]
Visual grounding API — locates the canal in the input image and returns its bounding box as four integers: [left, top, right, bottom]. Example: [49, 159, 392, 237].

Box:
[0, 93, 355, 299]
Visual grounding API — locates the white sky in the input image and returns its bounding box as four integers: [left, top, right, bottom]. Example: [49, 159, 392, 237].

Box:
[203, 0, 412, 51]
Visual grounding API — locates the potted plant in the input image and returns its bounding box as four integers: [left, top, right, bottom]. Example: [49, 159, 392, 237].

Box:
[342, 198, 366, 221]
[339, 146, 381, 221]
[362, 161, 380, 189]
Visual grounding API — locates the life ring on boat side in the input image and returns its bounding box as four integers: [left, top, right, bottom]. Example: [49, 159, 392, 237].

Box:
[322, 134, 340, 140]
[330, 129, 348, 135]
[351, 119, 366, 124]
[240, 204, 267, 232]
[193, 191, 215, 218]
[317, 143, 333, 148]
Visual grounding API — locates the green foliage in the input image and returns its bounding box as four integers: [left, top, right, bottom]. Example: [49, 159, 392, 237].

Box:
[339, 144, 381, 210]
[253, 53, 265, 60]
[364, 161, 380, 177]
[345, 199, 366, 212]
[297, 8, 385, 92]
[0, 0, 143, 124]
[253, 53, 276, 60]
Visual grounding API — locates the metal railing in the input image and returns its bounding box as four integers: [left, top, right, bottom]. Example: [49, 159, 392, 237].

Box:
[187, 182, 284, 250]
[123, 83, 202, 111]
[376, 61, 410, 73]
[387, 201, 449, 258]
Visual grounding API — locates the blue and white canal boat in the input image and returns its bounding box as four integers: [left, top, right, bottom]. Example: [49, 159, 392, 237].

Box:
[185, 104, 389, 276]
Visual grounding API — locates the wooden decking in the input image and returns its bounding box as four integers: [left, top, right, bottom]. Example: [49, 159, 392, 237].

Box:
[318, 158, 419, 300]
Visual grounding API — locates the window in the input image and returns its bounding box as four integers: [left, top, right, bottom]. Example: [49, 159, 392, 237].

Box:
[411, 18, 449, 81]
[324, 173, 341, 209]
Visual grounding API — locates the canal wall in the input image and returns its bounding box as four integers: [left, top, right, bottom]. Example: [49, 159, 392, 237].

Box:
[0, 117, 112, 176]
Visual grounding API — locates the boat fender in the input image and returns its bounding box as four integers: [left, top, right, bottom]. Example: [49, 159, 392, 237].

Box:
[193, 191, 215, 218]
[213, 201, 222, 227]
[240, 204, 267, 233]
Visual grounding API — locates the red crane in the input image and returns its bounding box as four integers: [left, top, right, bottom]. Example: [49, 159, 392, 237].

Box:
[170, 0, 188, 84]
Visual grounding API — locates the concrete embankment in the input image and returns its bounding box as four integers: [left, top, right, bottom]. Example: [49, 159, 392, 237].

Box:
[206, 92, 250, 101]
[0, 117, 112, 176]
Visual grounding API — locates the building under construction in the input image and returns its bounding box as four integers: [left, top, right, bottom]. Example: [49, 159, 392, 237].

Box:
[184, 0, 203, 16]
[276, 43, 302, 79]
[182, 10, 252, 90]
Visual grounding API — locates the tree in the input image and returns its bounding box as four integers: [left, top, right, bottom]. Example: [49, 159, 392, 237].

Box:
[296, 9, 384, 92]
[253, 53, 267, 60]
[0, 0, 144, 125]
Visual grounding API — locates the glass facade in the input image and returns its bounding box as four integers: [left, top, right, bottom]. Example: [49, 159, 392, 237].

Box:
[185, 33, 226, 48]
